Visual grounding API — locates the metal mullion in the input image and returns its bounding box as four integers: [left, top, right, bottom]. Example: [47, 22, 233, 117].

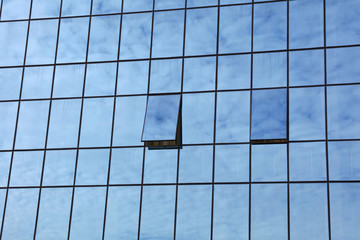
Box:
[0, 0, 3, 20]
[0, 0, 34, 238]
[286, 1, 290, 240]
[67, 1, 94, 239]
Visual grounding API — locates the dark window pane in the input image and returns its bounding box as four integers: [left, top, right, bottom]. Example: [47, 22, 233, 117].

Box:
[155, 0, 184, 10]
[31, 0, 61, 18]
[61, 0, 91, 16]
[43, 150, 76, 186]
[123, 0, 153, 12]
[110, 148, 143, 184]
[251, 89, 287, 140]
[0, 152, 11, 187]
[22, 66, 53, 99]
[118, 61, 149, 95]
[0, 102, 18, 150]
[53, 64, 85, 98]
[93, 0, 122, 14]
[150, 59, 182, 93]
[218, 54, 251, 90]
[76, 149, 109, 185]
[144, 148, 177, 184]
[184, 57, 216, 92]
[1, 0, 31, 20]
[0, 68, 22, 100]
[10, 151, 43, 187]
[85, 63, 116, 96]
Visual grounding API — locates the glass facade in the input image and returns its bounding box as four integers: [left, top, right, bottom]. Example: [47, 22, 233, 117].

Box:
[0, 0, 359, 239]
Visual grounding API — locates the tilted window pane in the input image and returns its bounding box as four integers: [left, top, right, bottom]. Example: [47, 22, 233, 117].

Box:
[110, 148, 143, 184]
[76, 149, 109, 185]
[1, 0, 31, 20]
[155, 0, 184, 10]
[142, 95, 181, 141]
[93, 0, 122, 14]
[53, 64, 85, 97]
[43, 150, 76, 186]
[0, 152, 11, 187]
[10, 151, 43, 187]
[251, 89, 287, 141]
[188, 0, 217, 7]
[0, 68, 22, 100]
[118, 61, 149, 95]
[85, 62, 116, 96]
[150, 59, 182, 93]
[31, 0, 61, 18]
[61, 0, 91, 16]
[183, 57, 216, 92]
[0, 102, 18, 150]
[144, 148, 177, 184]
[0, 21, 28, 66]
[123, 0, 153, 12]
[219, 5, 251, 54]
[22, 66, 53, 99]
[218, 54, 251, 90]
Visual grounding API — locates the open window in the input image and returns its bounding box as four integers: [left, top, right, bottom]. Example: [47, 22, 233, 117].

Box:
[142, 94, 182, 149]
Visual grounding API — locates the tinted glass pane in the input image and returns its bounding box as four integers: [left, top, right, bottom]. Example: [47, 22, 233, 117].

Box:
[290, 184, 328, 240]
[327, 85, 360, 139]
[182, 93, 214, 144]
[31, 0, 60, 18]
[185, 8, 217, 55]
[155, 0, 184, 10]
[251, 89, 287, 140]
[176, 185, 212, 240]
[150, 59, 182, 93]
[252, 144, 287, 181]
[142, 95, 181, 141]
[36, 188, 72, 240]
[110, 148, 143, 184]
[2, 189, 39, 240]
[57, 17, 89, 63]
[179, 146, 213, 183]
[330, 183, 360, 240]
[15, 100, 49, 149]
[253, 52, 287, 88]
[0, 21, 28, 66]
[1, 0, 30, 20]
[289, 0, 323, 48]
[289, 142, 327, 181]
[104, 187, 140, 240]
[10, 151, 43, 187]
[329, 141, 360, 181]
[251, 184, 287, 240]
[93, 0, 122, 14]
[76, 149, 109, 185]
[0, 102, 18, 150]
[88, 15, 120, 62]
[216, 91, 250, 143]
[213, 185, 249, 240]
[254, 2, 287, 51]
[26, 19, 58, 65]
[218, 54, 251, 90]
[140, 186, 175, 240]
[0, 152, 11, 187]
[183, 57, 216, 92]
[144, 149, 177, 184]
[70, 187, 106, 240]
[85, 63, 116, 96]
[118, 61, 149, 95]
[53, 64, 85, 98]
[123, 0, 153, 12]
[43, 150, 76, 186]
[61, 0, 91, 16]
[22, 66, 53, 99]
[290, 87, 325, 140]
[152, 10, 184, 58]
[188, 0, 217, 7]
[219, 5, 251, 53]
[0, 68, 22, 100]
[120, 13, 152, 59]
[80, 98, 114, 147]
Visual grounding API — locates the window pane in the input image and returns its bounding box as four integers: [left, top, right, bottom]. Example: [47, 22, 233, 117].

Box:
[216, 91, 250, 143]
[327, 85, 360, 139]
[219, 5, 251, 53]
[31, 0, 61, 18]
[118, 61, 149, 95]
[176, 185, 212, 240]
[254, 2, 287, 51]
[110, 148, 143, 184]
[179, 146, 213, 183]
[252, 144, 287, 181]
[57, 17, 89, 63]
[152, 10, 184, 58]
[289, 0, 323, 48]
[329, 141, 360, 181]
[290, 87, 325, 140]
[290, 142, 327, 181]
[104, 186, 140, 240]
[15, 100, 49, 149]
[43, 150, 76, 186]
[0, 102, 18, 150]
[218, 54, 251, 90]
[0, 152, 11, 187]
[220, 0, 250, 3]
[48, 99, 81, 148]
[61, 0, 91, 16]
[88, 15, 120, 62]
[123, 0, 153, 12]
[76, 149, 109, 185]
[26, 19, 58, 65]
[22, 66, 53, 99]
[70, 187, 106, 240]
[0, 68, 22, 100]
[1, 0, 31, 20]
[144, 148, 177, 184]
[215, 144, 249, 182]
[155, 0, 184, 10]
[251, 184, 287, 240]
[253, 52, 287, 88]
[183, 57, 216, 92]
[290, 184, 328, 240]
[85, 63, 116, 96]
[213, 185, 249, 240]
[93, 0, 122, 14]
[2, 189, 39, 240]
[0, 189, 5, 225]
[80, 98, 114, 147]
[53, 64, 85, 98]
[142, 95, 181, 141]
[183, 93, 214, 144]
[188, 0, 217, 7]
[185, 8, 217, 56]
[120, 13, 152, 60]
[10, 151, 43, 187]
[0, 21, 28, 66]
[140, 186, 175, 240]
[36, 188, 72, 240]
[150, 59, 182, 93]
[289, 49, 324, 86]
[251, 89, 287, 140]
[330, 183, 360, 240]
[113, 96, 147, 146]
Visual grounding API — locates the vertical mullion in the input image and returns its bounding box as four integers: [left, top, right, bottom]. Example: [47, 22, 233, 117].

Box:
[67, 1, 94, 239]
[32, 0, 64, 239]
[0, 0, 3, 20]
[0, 0, 33, 238]
[286, 0, 290, 240]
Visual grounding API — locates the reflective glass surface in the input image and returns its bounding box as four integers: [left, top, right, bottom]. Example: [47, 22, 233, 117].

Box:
[0, 102, 18, 150]
[118, 61, 149, 95]
[53, 64, 85, 98]
[218, 54, 251, 90]
[0, 68, 22, 100]
[61, 0, 91, 16]
[155, 0, 184, 10]
[183, 57, 216, 92]
[10, 151, 43, 187]
[123, 0, 153, 12]
[92, 0, 122, 14]
[144, 149, 177, 184]
[76, 149, 109, 185]
[85, 62, 116, 96]
[150, 59, 181, 93]
[22, 66, 53, 99]
[0, 152, 11, 187]
[1, 0, 31, 20]
[31, 0, 60, 18]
